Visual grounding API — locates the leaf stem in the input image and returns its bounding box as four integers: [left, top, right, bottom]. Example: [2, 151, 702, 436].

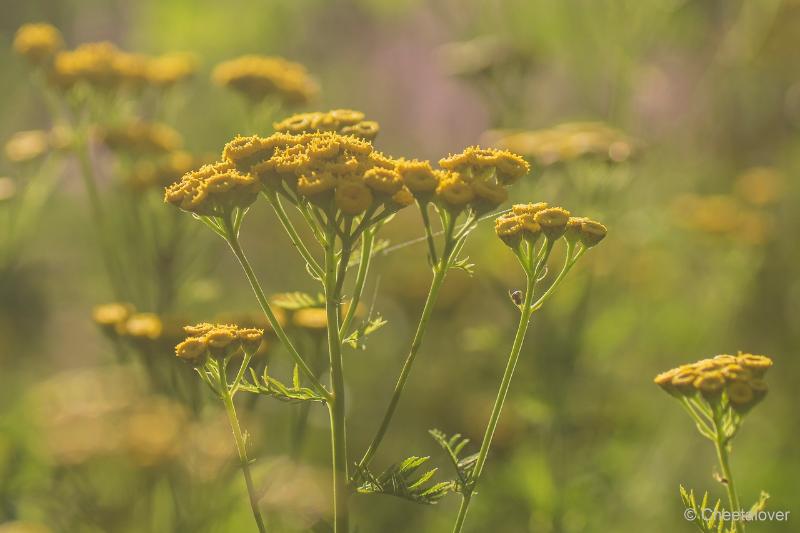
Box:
[340, 228, 375, 340]
[713, 408, 744, 532]
[451, 271, 536, 533]
[222, 217, 331, 402]
[262, 191, 323, 279]
[218, 364, 267, 533]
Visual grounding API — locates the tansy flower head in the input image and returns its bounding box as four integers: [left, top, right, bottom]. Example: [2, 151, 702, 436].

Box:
[655, 354, 772, 412]
[205, 326, 241, 359]
[13, 23, 63, 65]
[439, 146, 529, 184]
[212, 54, 318, 105]
[165, 161, 260, 217]
[736, 353, 772, 377]
[396, 159, 439, 196]
[274, 109, 379, 140]
[494, 214, 523, 248]
[471, 179, 508, 213]
[564, 217, 607, 247]
[335, 181, 373, 215]
[175, 337, 208, 365]
[533, 206, 571, 240]
[237, 328, 265, 354]
[435, 171, 474, 211]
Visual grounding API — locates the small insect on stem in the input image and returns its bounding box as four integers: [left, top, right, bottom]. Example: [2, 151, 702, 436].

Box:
[509, 289, 524, 307]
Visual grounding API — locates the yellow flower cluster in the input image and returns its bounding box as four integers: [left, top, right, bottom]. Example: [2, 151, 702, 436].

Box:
[175, 323, 265, 365]
[486, 122, 635, 166]
[434, 146, 529, 213]
[671, 194, 773, 245]
[655, 353, 772, 413]
[219, 131, 414, 216]
[212, 54, 318, 105]
[35, 37, 196, 91]
[164, 160, 261, 217]
[13, 23, 63, 65]
[100, 121, 183, 154]
[92, 303, 183, 351]
[495, 202, 606, 248]
[273, 109, 380, 140]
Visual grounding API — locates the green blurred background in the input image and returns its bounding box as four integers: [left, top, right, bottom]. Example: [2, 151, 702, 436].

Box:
[1, 0, 798, 531]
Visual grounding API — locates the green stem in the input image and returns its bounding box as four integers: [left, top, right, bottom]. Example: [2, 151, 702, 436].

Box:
[358, 263, 447, 469]
[340, 228, 375, 340]
[222, 218, 331, 402]
[713, 411, 744, 532]
[263, 191, 323, 279]
[324, 224, 349, 533]
[452, 273, 536, 533]
[530, 243, 583, 311]
[218, 367, 267, 533]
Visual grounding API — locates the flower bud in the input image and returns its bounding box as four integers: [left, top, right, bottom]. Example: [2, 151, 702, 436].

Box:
[238, 328, 264, 354]
[205, 327, 241, 360]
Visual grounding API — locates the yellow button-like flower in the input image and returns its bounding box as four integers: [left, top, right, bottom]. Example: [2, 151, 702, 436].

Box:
[495, 214, 523, 248]
[175, 337, 208, 365]
[396, 159, 439, 194]
[533, 207, 571, 240]
[13, 23, 63, 65]
[364, 167, 403, 195]
[335, 181, 373, 215]
[435, 171, 474, 210]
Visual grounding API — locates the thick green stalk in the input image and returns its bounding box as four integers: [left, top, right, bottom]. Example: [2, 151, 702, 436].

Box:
[713, 413, 744, 532]
[324, 226, 349, 532]
[452, 272, 536, 533]
[223, 221, 330, 401]
[358, 263, 447, 469]
[218, 368, 267, 533]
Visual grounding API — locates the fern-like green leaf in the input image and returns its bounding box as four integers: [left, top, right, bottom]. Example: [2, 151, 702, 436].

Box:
[353, 455, 455, 504]
[343, 315, 388, 350]
[239, 365, 327, 403]
[429, 429, 477, 493]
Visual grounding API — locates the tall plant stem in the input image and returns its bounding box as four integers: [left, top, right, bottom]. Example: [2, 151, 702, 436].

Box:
[713, 413, 744, 532]
[218, 368, 267, 533]
[358, 263, 447, 469]
[452, 272, 536, 533]
[223, 220, 330, 401]
[324, 225, 349, 532]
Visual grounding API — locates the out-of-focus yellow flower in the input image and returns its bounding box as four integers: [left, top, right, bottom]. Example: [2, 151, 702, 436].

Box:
[4, 130, 50, 163]
[486, 122, 636, 166]
[124, 397, 187, 466]
[292, 308, 328, 330]
[123, 312, 164, 340]
[100, 121, 182, 154]
[0, 177, 17, 202]
[212, 54, 318, 105]
[92, 302, 135, 334]
[52, 41, 121, 89]
[734, 167, 784, 206]
[146, 52, 197, 87]
[670, 193, 774, 245]
[13, 23, 63, 65]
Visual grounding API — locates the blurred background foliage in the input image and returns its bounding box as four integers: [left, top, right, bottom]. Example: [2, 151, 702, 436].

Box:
[1, 0, 798, 531]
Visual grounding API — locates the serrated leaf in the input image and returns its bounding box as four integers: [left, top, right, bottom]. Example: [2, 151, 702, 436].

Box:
[343, 315, 388, 349]
[449, 256, 475, 275]
[429, 429, 476, 492]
